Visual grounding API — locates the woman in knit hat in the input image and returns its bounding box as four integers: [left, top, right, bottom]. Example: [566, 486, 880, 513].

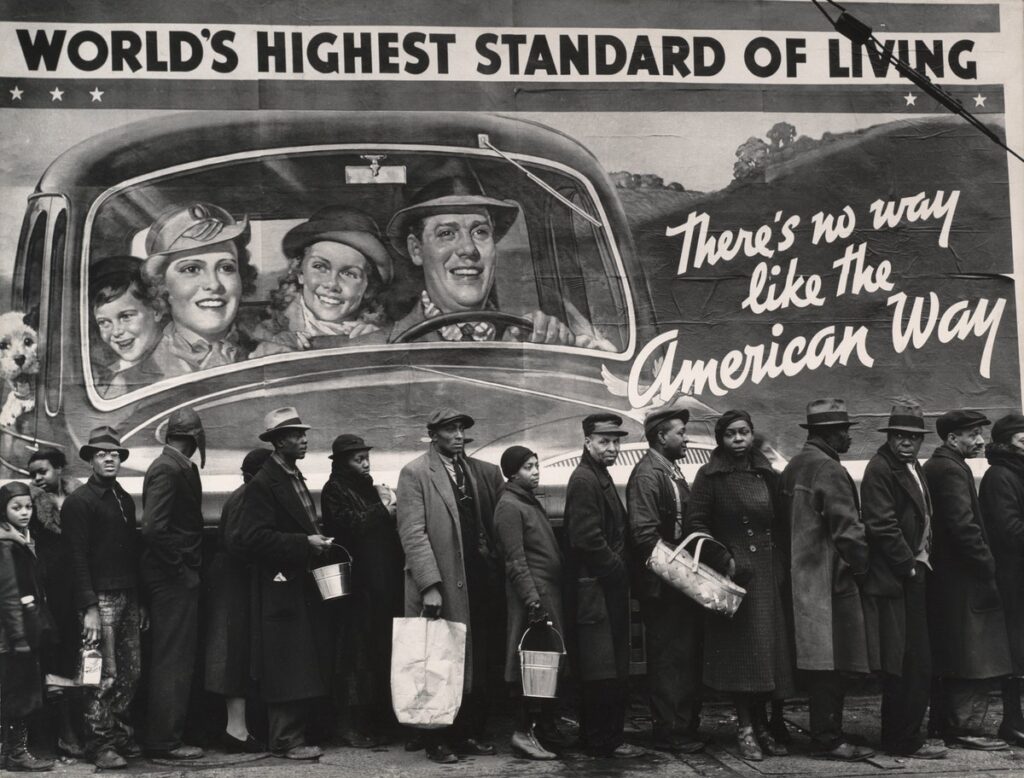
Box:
[684, 410, 794, 762]
[493, 446, 568, 760]
[979, 413, 1024, 746]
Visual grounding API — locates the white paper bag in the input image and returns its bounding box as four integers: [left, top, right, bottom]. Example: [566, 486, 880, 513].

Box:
[390, 617, 467, 729]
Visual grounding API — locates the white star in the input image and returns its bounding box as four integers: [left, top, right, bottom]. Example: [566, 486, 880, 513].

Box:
[89, 87, 104, 102]
[9, 85, 23, 101]
[903, 93, 917, 106]
[973, 93, 987, 107]
[49, 87, 63, 102]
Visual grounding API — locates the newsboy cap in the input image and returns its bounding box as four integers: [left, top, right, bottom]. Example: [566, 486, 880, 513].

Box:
[426, 407, 475, 431]
[935, 409, 991, 439]
[583, 413, 628, 437]
[643, 406, 690, 437]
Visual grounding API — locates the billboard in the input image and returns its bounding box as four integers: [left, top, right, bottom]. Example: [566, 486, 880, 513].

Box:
[0, 0, 1021, 512]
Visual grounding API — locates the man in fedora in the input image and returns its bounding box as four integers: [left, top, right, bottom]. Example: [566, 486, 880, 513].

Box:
[779, 399, 874, 761]
[140, 408, 207, 760]
[396, 407, 504, 764]
[385, 176, 614, 350]
[61, 427, 145, 770]
[625, 406, 704, 753]
[237, 408, 334, 760]
[924, 410, 1011, 750]
[564, 413, 645, 758]
[860, 405, 947, 759]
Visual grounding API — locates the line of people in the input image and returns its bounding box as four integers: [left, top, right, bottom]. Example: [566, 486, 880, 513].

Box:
[3, 397, 1024, 770]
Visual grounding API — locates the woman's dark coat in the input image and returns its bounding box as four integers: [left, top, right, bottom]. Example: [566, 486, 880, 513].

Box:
[563, 449, 630, 682]
[685, 448, 794, 695]
[979, 443, 1024, 674]
[493, 480, 564, 684]
[237, 456, 333, 703]
[860, 443, 932, 675]
[923, 445, 1011, 679]
[0, 537, 52, 718]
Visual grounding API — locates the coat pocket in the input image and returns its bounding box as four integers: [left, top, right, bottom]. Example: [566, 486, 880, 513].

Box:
[969, 579, 1003, 613]
[575, 577, 608, 625]
[264, 576, 298, 622]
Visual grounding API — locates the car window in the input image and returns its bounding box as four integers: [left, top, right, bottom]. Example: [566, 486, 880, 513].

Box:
[84, 147, 632, 406]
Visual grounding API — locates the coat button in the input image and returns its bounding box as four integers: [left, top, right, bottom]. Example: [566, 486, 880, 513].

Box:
[746, 529, 754, 536]
[749, 544, 757, 552]
[457, 581, 464, 589]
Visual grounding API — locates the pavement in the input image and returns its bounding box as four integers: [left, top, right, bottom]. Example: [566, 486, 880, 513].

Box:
[24, 694, 1024, 777]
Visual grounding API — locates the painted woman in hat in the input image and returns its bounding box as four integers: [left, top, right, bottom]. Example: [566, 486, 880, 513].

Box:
[142, 202, 262, 378]
[320, 433, 403, 747]
[252, 206, 393, 352]
[685, 409, 794, 762]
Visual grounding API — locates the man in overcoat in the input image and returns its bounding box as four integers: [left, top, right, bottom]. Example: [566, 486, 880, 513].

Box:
[140, 407, 206, 760]
[237, 407, 334, 760]
[860, 405, 946, 760]
[779, 398, 874, 761]
[625, 406, 704, 753]
[924, 409, 1011, 750]
[564, 413, 645, 758]
[396, 407, 504, 764]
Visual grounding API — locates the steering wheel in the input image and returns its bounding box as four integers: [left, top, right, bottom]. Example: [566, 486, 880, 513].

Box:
[394, 311, 534, 343]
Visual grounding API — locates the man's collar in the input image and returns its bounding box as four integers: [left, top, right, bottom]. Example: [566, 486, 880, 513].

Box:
[272, 451, 303, 477]
[86, 474, 120, 495]
[163, 444, 194, 468]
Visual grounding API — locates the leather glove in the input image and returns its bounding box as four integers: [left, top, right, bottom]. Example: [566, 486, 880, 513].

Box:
[699, 542, 732, 576]
[527, 601, 550, 626]
[732, 561, 754, 587]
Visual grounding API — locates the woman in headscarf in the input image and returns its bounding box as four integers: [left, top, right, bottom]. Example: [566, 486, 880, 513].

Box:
[321, 434, 404, 747]
[685, 410, 794, 762]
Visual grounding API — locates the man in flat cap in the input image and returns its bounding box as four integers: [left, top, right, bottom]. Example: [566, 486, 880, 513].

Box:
[386, 177, 614, 350]
[924, 410, 1011, 750]
[625, 406, 704, 753]
[860, 405, 947, 760]
[61, 427, 144, 770]
[396, 407, 504, 764]
[140, 408, 207, 760]
[237, 408, 334, 760]
[564, 413, 645, 757]
[779, 399, 874, 761]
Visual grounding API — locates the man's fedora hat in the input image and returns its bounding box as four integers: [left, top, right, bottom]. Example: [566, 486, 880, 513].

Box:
[386, 176, 521, 256]
[165, 407, 207, 467]
[259, 407, 312, 442]
[879, 404, 929, 435]
[935, 409, 991, 439]
[643, 406, 690, 437]
[282, 206, 393, 284]
[143, 202, 249, 279]
[583, 413, 628, 437]
[329, 433, 373, 459]
[426, 407, 475, 431]
[79, 425, 129, 462]
[799, 398, 859, 429]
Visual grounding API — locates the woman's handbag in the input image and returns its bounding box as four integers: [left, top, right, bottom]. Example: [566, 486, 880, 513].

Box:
[647, 532, 746, 617]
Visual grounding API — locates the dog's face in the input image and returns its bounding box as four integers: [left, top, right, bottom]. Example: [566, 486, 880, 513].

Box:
[0, 312, 40, 383]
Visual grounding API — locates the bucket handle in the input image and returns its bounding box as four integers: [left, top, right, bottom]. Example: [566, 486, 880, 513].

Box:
[314, 543, 354, 567]
[667, 532, 726, 571]
[518, 622, 566, 655]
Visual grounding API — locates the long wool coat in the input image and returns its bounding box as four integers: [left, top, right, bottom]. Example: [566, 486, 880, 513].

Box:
[924, 445, 1011, 679]
[237, 456, 333, 703]
[563, 449, 631, 682]
[396, 445, 503, 693]
[860, 443, 933, 675]
[686, 448, 794, 695]
[980, 444, 1024, 673]
[0, 538, 52, 717]
[493, 480, 565, 684]
[779, 439, 870, 673]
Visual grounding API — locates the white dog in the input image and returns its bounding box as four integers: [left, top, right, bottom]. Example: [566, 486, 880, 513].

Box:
[0, 311, 39, 428]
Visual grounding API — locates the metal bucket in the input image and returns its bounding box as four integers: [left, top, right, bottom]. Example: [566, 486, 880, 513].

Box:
[312, 544, 353, 600]
[518, 623, 565, 699]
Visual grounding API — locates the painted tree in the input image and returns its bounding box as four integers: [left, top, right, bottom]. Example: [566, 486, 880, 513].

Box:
[733, 136, 770, 180]
[766, 121, 797, 151]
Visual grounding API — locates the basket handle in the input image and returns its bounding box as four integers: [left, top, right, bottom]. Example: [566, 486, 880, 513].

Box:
[518, 622, 566, 655]
[667, 532, 713, 565]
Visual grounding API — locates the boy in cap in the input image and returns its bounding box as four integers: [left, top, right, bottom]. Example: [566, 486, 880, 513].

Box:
[924, 410, 1011, 750]
[140, 408, 207, 760]
[61, 427, 144, 770]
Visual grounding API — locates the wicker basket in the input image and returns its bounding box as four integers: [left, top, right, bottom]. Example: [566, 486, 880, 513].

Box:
[647, 532, 746, 617]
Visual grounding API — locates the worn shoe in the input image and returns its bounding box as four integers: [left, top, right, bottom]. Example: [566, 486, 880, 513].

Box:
[274, 744, 323, 760]
[611, 743, 648, 758]
[118, 741, 143, 758]
[737, 726, 764, 761]
[769, 716, 793, 744]
[511, 729, 557, 760]
[535, 722, 573, 749]
[4, 750, 56, 772]
[901, 743, 948, 759]
[753, 726, 788, 757]
[405, 733, 425, 752]
[222, 732, 268, 754]
[93, 748, 128, 769]
[946, 735, 1009, 751]
[426, 743, 458, 764]
[652, 733, 704, 753]
[453, 737, 495, 756]
[56, 737, 86, 759]
[146, 744, 204, 760]
[998, 724, 1024, 747]
[816, 741, 876, 761]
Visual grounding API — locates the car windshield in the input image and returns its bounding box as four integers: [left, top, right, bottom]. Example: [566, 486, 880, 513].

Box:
[83, 146, 632, 406]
